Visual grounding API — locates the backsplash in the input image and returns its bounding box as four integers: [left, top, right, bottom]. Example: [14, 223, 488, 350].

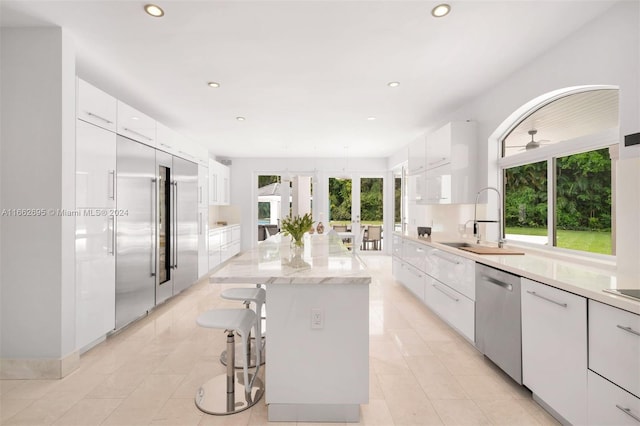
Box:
[408, 203, 488, 240]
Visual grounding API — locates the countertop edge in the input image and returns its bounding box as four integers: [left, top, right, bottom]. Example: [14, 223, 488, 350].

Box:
[396, 233, 640, 315]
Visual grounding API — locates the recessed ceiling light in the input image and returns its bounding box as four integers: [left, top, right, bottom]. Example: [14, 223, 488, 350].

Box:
[431, 4, 451, 18]
[236, 116, 246, 121]
[207, 82, 220, 88]
[144, 4, 164, 17]
[367, 116, 377, 121]
[387, 81, 400, 87]
[131, 116, 139, 121]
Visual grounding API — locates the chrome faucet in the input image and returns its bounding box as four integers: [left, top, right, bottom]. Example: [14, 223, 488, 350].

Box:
[473, 186, 505, 248]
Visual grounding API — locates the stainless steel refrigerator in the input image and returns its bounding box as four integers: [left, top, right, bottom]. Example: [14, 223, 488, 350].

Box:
[116, 136, 198, 329]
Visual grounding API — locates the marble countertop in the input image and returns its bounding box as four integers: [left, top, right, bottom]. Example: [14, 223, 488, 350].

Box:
[396, 232, 639, 314]
[210, 233, 371, 285]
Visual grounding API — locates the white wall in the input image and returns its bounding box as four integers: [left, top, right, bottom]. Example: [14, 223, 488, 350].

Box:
[1, 28, 77, 377]
[229, 157, 389, 251]
[398, 1, 639, 276]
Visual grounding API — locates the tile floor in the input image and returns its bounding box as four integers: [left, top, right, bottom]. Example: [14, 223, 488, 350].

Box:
[1, 254, 559, 425]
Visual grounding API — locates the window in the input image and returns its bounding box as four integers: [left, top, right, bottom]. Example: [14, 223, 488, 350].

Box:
[499, 89, 618, 256]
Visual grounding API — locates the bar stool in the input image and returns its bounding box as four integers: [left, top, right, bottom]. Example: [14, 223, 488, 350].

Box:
[195, 308, 264, 415]
[219, 287, 266, 369]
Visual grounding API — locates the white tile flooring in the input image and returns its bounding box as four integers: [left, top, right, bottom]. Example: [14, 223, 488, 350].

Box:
[0, 255, 559, 425]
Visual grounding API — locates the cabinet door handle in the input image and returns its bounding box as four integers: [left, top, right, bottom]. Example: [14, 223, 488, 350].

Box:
[526, 290, 567, 308]
[406, 267, 422, 278]
[617, 325, 640, 337]
[123, 127, 153, 141]
[108, 170, 116, 200]
[433, 251, 461, 265]
[433, 284, 459, 302]
[85, 111, 113, 124]
[199, 212, 203, 235]
[616, 405, 640, 423]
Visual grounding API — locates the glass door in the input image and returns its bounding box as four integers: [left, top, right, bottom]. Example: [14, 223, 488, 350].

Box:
[328, 175, 385, 251]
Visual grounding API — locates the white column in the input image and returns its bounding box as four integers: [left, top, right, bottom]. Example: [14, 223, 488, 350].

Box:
[1, 27, 78, 378]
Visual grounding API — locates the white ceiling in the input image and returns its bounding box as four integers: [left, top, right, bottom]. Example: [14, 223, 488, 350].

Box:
[0, 1, 618, 158]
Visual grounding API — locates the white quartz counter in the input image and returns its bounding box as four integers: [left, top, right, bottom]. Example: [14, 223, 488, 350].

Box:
[397, 232, 639, 314]
[210, 233, 371, 285]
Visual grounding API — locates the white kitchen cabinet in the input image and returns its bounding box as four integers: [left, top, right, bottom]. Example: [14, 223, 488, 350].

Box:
[423, 121, 477, 204]
[588, 300, 640, 397]
[209, 159, 230, 205]
[208, 225, 241, 269]
[407, 171, 426, 204]
[76, 119, 116, 208]
[402, 239, 430, 272]
[198, 208, 209, 278]
[392, 233, 403, 258]
[521, 278, 587, 425]
[407, 135, 427, 175]
[425, 248, 475, 300]
[198, 165, 208, 209]
[398, 262, 425, 301]
[208, 228, 222, 270]
[75, 214, 115, 350]
[76, 78, 117, 132]
[424, 275, 474, 341]
[116, 100, 156, 147]
[588, 370, 640, 425]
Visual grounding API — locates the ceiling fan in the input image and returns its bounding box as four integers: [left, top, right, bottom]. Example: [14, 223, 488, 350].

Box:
[512, 129, 551, 151]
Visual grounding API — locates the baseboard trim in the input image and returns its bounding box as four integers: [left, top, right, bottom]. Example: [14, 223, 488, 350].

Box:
[1, 351, 80, 379]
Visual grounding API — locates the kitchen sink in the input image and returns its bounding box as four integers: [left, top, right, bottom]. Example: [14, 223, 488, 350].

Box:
[438, 242, 474, 248]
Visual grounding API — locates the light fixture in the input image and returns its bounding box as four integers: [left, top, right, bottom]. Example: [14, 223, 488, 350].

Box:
[431, 3, 451, 18]
[144, 4, 164, 17]
[236, 116, 246, 121]
[367, 116, 377, 121]
[207, 82, 220, 88]
[387, 81, 400, 87]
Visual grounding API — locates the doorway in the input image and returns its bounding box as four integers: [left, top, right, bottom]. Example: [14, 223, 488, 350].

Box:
[328, 175, 384, 251]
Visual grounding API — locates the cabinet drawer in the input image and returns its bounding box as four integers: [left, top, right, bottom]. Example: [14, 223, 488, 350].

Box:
[77, 78, 117, 131]
[588, 370, 640, 425]
[589, 300, 640, 397]
[398, 262, 425, 301]
[425, 249, 475, 300]
[424, 276, 474, 342]
[392, 234, 402, 257]
[402, 240, 429, 272]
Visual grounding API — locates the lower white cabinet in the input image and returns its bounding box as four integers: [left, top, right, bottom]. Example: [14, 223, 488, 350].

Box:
[398, 262, 425, 301]
[75, 215, 115, 350]
[424, 275, 474, 342]
[208, 225, 241, 270]
[588, 370, 640, 425]
[588, 299, 640, 398]
[521, 278, 587, 425]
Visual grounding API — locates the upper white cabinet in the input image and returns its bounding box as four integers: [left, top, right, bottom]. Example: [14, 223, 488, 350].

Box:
[209, 159, 230, 205]
[407, 135, 427, 175]
[117, 100, 156, 147]
[423, 121, 477, 204]
[76, 119, 116, 208]
[76, 78, 117, 132]
[521, 278, 587, 425]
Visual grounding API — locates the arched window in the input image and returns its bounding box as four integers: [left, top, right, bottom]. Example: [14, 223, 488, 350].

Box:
[498, 87, 618, 256]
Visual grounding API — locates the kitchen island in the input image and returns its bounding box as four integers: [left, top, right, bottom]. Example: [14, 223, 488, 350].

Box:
[210, 232, 371, 422]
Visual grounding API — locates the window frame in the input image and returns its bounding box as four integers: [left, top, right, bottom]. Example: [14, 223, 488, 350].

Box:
[498, 128, 618, 259]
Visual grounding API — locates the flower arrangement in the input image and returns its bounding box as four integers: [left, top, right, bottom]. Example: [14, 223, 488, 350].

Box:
[281, 213, 314, 247]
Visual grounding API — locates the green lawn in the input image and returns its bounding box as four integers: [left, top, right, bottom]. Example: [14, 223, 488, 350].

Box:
[506, 227, 612, 255]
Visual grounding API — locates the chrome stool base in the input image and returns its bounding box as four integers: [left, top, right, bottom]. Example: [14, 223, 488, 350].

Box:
[195, 372, 264, 415]
[220, 337, 266, 368]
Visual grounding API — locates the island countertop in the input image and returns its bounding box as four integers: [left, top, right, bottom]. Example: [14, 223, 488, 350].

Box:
[210, 233, 371, 285]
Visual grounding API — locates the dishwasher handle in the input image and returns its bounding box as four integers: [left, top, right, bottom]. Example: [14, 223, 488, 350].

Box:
[480, 274, 513, 291]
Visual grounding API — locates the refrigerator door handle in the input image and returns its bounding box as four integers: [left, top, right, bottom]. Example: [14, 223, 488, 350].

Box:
[174, 181, 178, 269]
[108, 215, 115, 255]
[108, 170, 116, 200]
[151, 177, 157, 277]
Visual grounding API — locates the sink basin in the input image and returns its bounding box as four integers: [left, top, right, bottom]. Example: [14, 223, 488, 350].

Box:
[438, 242, 473, 248]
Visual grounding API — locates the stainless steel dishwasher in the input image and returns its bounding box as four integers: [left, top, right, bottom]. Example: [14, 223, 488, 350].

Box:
[475, 263, 522, 384]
